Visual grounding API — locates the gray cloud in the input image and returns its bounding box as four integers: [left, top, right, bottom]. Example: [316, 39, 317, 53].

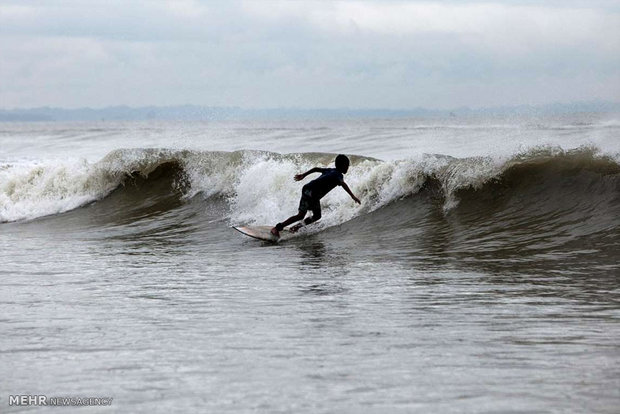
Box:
[1, 0, 618, 109]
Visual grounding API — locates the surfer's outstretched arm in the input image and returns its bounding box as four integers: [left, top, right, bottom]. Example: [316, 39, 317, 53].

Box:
[294, 167, 324, 181]
[342, 182, 361, 204]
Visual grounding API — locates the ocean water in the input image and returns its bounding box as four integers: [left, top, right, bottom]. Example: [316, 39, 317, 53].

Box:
[1, 114, 619, 412]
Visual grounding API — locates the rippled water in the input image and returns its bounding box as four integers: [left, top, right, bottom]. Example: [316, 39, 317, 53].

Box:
[1, 114, 619, 412]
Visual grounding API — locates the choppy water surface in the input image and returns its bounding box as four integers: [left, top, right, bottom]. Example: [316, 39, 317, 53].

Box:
[1, 114, 619, 412]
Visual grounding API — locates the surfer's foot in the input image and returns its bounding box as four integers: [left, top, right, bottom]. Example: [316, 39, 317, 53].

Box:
[271, 223, 285, 238]
[290, 223, 303, 233]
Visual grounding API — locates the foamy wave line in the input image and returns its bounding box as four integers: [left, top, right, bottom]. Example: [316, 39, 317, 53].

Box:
[1, 146, 616, 224]
[0, 149, 183, 222]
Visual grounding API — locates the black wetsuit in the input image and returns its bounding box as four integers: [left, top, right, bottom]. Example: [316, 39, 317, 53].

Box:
[298, 168, 344, 216]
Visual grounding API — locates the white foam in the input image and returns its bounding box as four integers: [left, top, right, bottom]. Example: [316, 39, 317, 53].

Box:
[0, 159, 120, 222]
[0, 148, 182, 222]
[226, 153, 455, 227]
[2, 146, 615, 224]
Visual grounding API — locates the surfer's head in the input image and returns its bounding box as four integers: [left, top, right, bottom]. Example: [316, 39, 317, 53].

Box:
[335, 154, 350, 174]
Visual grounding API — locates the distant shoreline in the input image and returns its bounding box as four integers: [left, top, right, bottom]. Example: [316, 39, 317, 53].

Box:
[1, 102, 619, 122]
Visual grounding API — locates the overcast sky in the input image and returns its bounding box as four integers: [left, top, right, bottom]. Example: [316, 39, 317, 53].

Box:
[1, 0, 619, 109]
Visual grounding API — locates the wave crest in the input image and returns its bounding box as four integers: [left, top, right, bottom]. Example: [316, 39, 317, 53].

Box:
[1, 146, 618, 226]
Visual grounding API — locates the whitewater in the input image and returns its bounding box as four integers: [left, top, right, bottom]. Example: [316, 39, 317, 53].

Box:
[1, 114, 619, 413]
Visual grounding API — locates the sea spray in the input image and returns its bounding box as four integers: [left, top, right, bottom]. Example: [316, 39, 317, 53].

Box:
[1, 147, 618, 227]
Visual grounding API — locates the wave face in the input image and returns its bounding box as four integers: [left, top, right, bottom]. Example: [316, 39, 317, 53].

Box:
[1, 147, 619, 252]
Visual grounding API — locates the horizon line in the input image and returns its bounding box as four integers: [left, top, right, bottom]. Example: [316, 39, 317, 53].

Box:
[2, 99, 620, 112]
[2, 101, 619, 122]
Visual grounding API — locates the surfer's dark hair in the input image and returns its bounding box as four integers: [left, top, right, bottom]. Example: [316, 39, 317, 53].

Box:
[335, 154, 350, 171]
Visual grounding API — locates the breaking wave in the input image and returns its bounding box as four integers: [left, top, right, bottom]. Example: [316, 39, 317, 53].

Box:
[1, 147, 619, 245]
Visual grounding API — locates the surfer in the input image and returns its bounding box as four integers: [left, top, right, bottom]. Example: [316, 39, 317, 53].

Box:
[271, 154, 361, 237]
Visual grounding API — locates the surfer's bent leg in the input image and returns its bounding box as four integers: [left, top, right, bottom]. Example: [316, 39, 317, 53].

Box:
[271, 188, 314, 237]
[272, 212, 306, 236]
[303, 203, 321, 225]
[272, 201, 308, 236]
[276, 212, 305, 231]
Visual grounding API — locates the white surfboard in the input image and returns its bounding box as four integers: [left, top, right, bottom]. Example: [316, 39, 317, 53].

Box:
[233, 225, 297, 242]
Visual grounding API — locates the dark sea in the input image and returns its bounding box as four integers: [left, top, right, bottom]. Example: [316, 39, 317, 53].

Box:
[1, 114, 619, 413]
